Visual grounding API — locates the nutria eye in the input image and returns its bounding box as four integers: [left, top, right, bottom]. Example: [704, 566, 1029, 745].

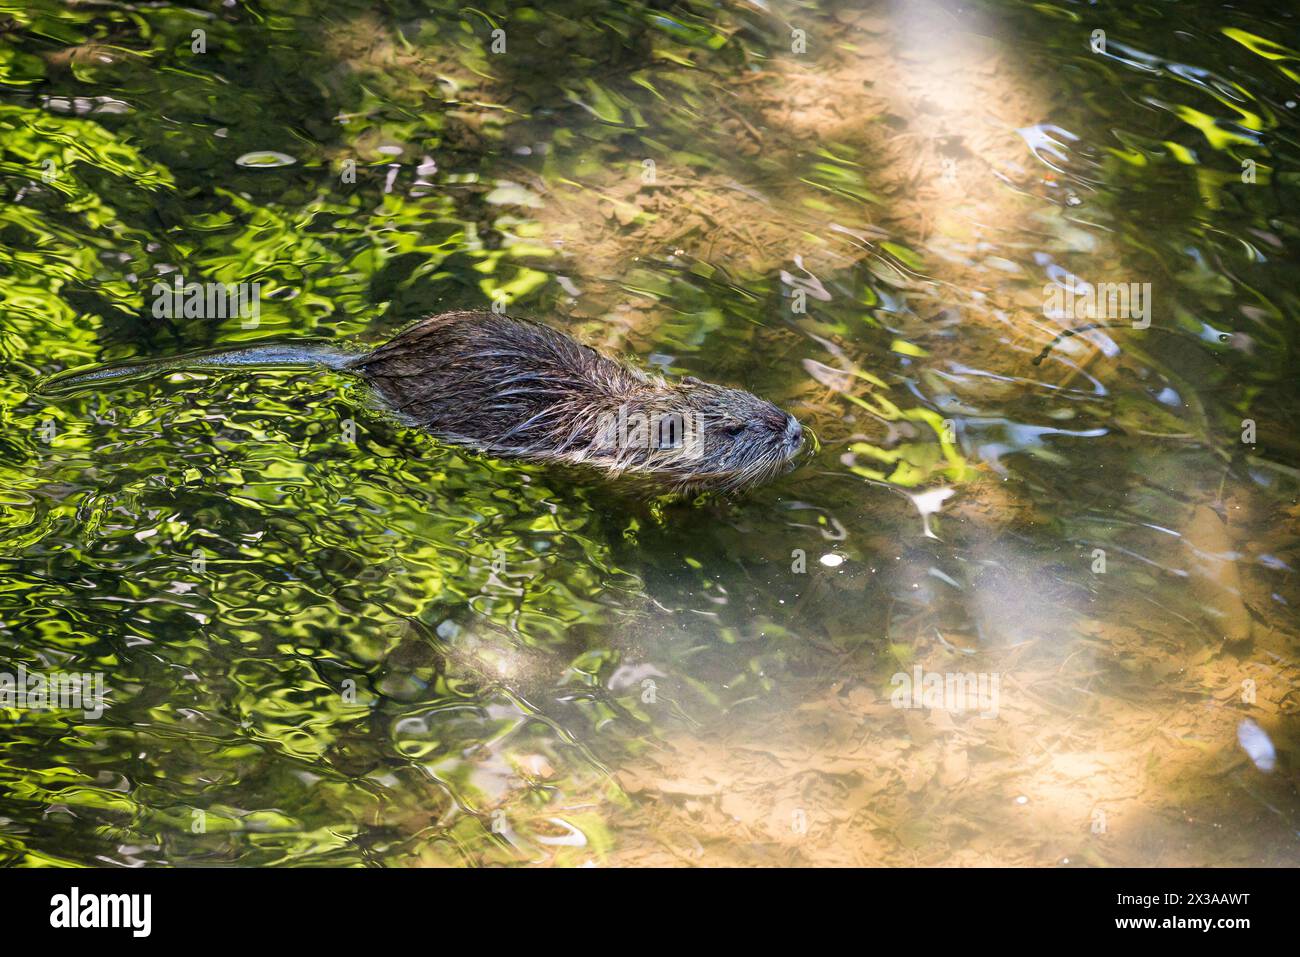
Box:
[722, 422, 746, 437]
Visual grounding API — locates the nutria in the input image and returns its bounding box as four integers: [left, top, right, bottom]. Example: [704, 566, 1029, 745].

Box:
[40, 311, 808, 496]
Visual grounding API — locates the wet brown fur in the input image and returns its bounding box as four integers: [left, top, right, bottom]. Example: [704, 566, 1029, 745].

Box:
[349, 311, 805, 495]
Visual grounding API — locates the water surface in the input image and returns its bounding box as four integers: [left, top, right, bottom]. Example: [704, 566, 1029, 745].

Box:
[1, 0, 1297, 866]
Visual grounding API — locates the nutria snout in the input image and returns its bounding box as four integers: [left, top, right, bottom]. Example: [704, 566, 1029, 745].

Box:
[350, 311, 806, 495]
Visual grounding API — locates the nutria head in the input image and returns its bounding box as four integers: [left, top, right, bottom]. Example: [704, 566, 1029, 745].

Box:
[579, 374, 807, 495]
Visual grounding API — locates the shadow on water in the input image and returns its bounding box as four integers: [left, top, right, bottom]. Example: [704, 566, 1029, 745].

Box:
[0, 0, 1297, 865]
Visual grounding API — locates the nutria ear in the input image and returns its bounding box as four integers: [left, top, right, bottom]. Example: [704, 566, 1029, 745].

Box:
[682, 375, 703, 386]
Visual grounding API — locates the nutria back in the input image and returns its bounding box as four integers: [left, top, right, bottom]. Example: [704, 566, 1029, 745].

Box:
[349, 311, 805, 494]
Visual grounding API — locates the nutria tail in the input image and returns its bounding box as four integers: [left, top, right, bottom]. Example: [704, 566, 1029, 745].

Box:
[36, 341, 361, 396]
[351, 311, 807, 495]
